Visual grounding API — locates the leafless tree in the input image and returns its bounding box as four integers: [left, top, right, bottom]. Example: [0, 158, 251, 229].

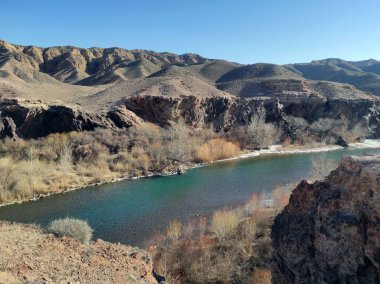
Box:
[58, 144, 73, 182]
[0, 156, 17, 192]
[247, 105, 281, 148]
[24, 146, 40, 191]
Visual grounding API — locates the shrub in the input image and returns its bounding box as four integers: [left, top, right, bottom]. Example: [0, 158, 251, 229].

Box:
[166, 220, 182, 244]
[0, 157, 17, 193]
[228, 126, 249, 149]
[247, 105, 281, 149]
[272, 186, 291, 214]
[244, 193, 264, 216]
[337, 121, 369, 143]
[151, 183, 294, 283]
[310, 153, 338, 181]
[195, 138, 240, 162]
[251, 268, 272, 284]
[48, 218, 93, 244]
[210, 209, 240, 242]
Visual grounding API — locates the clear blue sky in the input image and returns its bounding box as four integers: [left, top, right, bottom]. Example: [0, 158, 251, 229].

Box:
[1, 0, 380, 64]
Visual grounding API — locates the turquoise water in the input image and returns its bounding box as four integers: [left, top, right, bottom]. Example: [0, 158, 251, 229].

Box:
[0, 147, 378, 247]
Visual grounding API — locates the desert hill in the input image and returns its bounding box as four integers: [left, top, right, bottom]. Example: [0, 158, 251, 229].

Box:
[1, 39, 380, 139]
[1, 39, 379, 104]
[0, 39, 208, 85]
[289, 58, 380, 96]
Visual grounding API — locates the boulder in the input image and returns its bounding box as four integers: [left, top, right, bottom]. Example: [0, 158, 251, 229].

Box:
[271, 155, 380, 283]
[336, 136, 349, 147]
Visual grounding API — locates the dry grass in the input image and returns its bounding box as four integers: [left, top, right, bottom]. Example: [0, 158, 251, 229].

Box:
[272, 186, 291, 214]
[166, 220, 182, 244]
[0, 109, 366, 205]
[150, 184, 293, 283]
[210, 209, 240, 242]
[195, 138, 240, 162]
[0, 124, 243, 204]
[309, 153, 338, 181]
[251, 268, 272, 284]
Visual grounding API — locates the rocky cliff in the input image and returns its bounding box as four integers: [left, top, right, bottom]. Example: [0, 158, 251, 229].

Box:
[1, 39, 380, 140]
[271, 155, 380, 283]
[2, 95, 380, 139]
[0, 221, 157, 283]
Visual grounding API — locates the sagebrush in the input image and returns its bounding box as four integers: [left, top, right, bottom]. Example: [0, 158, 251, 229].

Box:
[48, 218, 93, 244]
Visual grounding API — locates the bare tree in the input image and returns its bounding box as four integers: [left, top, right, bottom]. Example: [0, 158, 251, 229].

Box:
[247, 105, 281, 149]
[165, 120, 192, 163]
[58, 144, 73, 183]
[24, 146, 40, 191]
[309, 153, 338, 181]
[0, 156, 17, 192]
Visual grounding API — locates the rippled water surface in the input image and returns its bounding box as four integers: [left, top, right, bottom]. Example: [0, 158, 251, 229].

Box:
[0, 147, 378, 246]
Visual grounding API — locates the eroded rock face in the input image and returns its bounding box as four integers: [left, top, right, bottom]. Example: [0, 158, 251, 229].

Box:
[0, 116, 16, 138]
[0, 99, 141, 139]
[0, 221, 157, 283]
[271, 155, 380, 284]
[1, 96, 380, 139]
[121, 95, 380, 135]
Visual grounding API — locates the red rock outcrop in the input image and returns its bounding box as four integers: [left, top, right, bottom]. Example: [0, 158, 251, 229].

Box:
[271, 155, 380, 283]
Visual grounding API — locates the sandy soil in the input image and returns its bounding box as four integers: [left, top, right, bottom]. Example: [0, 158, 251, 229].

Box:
[0, 221, 156, 284]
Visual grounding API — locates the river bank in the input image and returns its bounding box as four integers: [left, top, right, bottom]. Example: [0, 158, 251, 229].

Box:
[1, 145, 379, 246]
[1, 140, 379, 208]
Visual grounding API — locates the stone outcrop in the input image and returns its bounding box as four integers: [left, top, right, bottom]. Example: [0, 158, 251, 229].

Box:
[0, 221, 157, 283]
[121, 95, 380, 135]
[271, 155, 380, 283]
[0, 99, 145, 138]
[1, 95, 380, 139]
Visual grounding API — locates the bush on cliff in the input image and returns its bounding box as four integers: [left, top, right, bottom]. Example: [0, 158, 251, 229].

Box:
[48, 218, 93, 245]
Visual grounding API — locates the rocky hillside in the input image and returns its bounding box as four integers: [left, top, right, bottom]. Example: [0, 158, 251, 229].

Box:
[271, 155, 380, 283]
[289, 58, 380, 96]
[0, 221, 157, 283]
[1, 39, 380, 140]
[0, 39, 208, 85]
[2, 95, 380, 139]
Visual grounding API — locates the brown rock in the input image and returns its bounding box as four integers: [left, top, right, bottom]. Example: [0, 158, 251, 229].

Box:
[271, 155, 380, 284]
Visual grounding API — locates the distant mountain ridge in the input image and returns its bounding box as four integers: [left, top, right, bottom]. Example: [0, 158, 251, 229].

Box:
[288, 58, 380, 96]
[1, 39, 379, 98]
[0, 39, 210, 86]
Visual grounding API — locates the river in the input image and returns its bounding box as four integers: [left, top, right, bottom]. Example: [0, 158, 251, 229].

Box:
[0, 147, 379, 247]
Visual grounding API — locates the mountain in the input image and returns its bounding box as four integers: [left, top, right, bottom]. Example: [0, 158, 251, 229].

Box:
[1, 39, 380, 100]
[1, 39, 380, 139]
[289, 58, 380, 96]
[0, 40, 208, 84]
